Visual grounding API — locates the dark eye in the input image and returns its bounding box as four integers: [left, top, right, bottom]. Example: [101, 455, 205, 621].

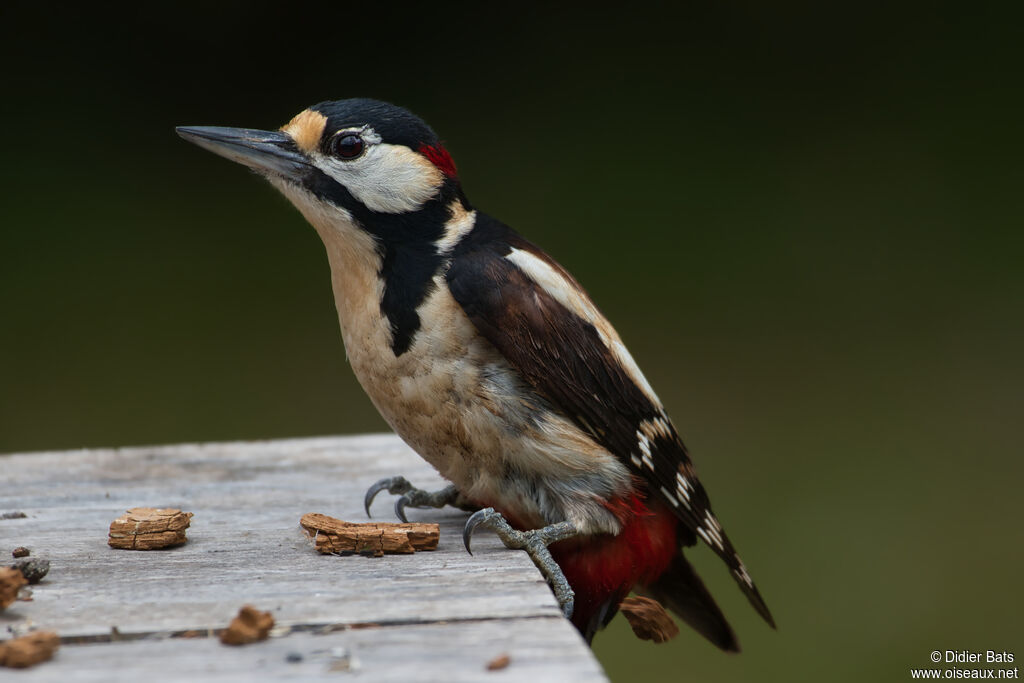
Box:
[331, 133, 365, 160]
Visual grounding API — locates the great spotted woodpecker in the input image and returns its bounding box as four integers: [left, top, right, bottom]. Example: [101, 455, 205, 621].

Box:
[177, 98, 775, 649]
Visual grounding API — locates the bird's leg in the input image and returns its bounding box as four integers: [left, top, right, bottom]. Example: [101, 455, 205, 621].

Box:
[463, 507, 577, 618]
[364, 475, 475, 522]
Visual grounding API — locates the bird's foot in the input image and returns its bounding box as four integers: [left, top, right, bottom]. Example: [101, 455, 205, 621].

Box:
[463, 507, 577, 618]
[364, 476, 468, 522]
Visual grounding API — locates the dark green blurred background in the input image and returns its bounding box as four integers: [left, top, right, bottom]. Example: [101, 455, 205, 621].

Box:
[2, 4, 1021, 681]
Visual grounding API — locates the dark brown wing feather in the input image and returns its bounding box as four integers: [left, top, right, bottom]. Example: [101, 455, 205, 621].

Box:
[445, 214, 774, 628]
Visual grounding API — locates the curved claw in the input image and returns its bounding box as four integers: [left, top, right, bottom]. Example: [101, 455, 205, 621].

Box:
[363, 476, 412, 518]
[462, 507, 495, 556]
[363, 480, 388, 518]
[394, 495, 411, 524]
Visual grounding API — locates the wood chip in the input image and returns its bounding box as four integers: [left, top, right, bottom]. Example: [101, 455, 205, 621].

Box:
[108, 508, 193, 550]
[300, 513, 439, 555]
[220, 605, 274, 645]
[619, 596, 679, 644]
[0, 567, 27, 609]
[12, 547, 29, 558]
[0, 630, 60, 668]
[486, 653, 511, 671]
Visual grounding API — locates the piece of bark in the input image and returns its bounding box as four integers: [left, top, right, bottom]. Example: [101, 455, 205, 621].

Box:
[220, 605, 274, 645]
[300, 513, 439, 555]
[486, 653, 511, 671]
[0, 630, 60, 668]
[108, 508, 193, 550]
[619, 596, 680, 644]
[0, 567, 27, 609]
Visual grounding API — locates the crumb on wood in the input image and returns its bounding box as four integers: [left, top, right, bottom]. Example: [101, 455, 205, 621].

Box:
[12, 558, 50, 584]
[486, 653, 511, 671]
[299, 513, 439, 555]
[175, 629, 205, 639]
[347, 622, 381, 630]
[328, 646, 356, 672]
[1, 512, 27, 520]
[619, 596, 680, 644]
[12, 548, 29, 558]
[0, 630, 59, 668]
[220, 605, 274, 646]
[108, 508, 193, 550]
[0, 567, 28, 610]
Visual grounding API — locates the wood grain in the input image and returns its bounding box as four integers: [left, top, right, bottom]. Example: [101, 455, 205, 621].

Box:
[0, 434, 607, 681]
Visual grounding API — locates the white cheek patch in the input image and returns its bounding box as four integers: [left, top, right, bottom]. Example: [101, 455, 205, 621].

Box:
[315, 142, 444, 214]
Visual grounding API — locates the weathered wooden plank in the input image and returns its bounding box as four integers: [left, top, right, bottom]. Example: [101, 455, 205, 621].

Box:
[2, 619, 607, 682]
[0, 435, 607, 681]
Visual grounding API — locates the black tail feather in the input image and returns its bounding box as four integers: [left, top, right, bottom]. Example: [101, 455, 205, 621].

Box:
[579, 594, 623, 646]
[641, 552, 740, 652]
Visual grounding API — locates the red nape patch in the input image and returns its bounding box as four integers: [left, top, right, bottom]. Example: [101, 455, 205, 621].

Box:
[418, 143, 458, 178]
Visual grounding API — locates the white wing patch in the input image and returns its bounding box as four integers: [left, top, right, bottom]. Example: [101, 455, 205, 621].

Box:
[609, 339, 660, 408]
[504, 247, 662, 407]
[674, 471, 693, 509]
[636, 431, 654, 471]
[659, 486, 680, 508]
[701, 510, 726, 550]
[734, 559, 755, 588]
[639, 416, 673, 441]
[505, 247, 603, 329]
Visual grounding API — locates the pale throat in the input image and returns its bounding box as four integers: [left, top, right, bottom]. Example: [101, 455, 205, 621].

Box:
[269, 178, 386, 338]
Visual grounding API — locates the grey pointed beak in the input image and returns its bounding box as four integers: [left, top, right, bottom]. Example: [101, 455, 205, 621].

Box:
[176, 126, 311, 177]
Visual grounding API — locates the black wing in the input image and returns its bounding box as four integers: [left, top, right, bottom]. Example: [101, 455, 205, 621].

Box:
[446, 214, 774, 627]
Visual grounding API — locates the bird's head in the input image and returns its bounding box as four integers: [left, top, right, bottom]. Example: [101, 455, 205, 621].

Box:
[178, 99, 476, 356]
[177, 98, 468, 244]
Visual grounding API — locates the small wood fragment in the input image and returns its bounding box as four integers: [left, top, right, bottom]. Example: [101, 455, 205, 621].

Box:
[486, 653, 511, 671]
[12, 547, 29, 558]
[0, 567, 27, 609]
[328, 647, 355, 672]
[0, 630, 59, 668]
[108, 508, 193, 550]
[220, 605, 274, 645]
[300, 513, 439, 555]
[619, 596, 679, 644]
